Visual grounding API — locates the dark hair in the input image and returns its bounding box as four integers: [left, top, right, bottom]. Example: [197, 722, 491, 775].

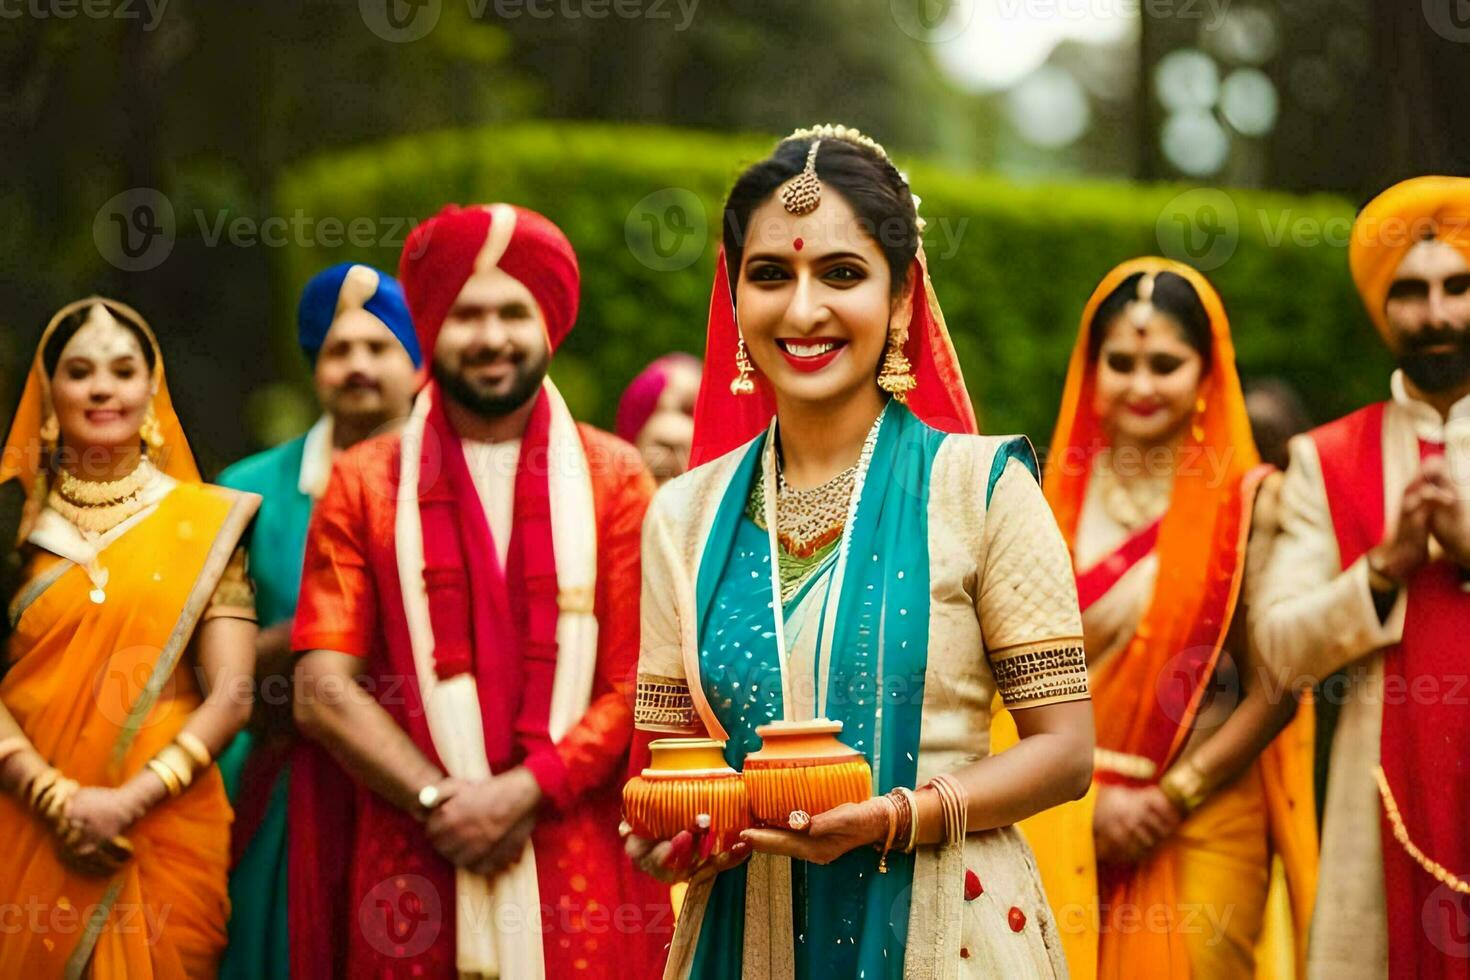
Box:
[722, 136, 919, 299]
[1086, 271, 1213, 373]
[41, 301, 157, 378]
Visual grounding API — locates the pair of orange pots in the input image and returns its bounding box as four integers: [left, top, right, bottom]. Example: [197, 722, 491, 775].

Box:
[622, 719, 872, 851]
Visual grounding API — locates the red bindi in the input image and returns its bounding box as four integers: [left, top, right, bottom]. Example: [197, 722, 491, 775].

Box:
[793, 238, 804, 251]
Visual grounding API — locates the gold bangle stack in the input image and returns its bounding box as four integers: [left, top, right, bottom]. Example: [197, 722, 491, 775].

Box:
[176, 731, 213, 768]
[928, 773, 969, 846]
[25, 766, 79, 832]
[1159, 758, 1209, 815]
[889, 787, 919, 853]
[146, 734, 211, 799]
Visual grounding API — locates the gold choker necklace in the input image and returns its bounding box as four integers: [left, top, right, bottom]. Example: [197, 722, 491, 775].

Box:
[48, 458, 158, 536]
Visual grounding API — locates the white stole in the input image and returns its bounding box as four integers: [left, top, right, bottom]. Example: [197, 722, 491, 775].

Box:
[395, 377, 599, 977]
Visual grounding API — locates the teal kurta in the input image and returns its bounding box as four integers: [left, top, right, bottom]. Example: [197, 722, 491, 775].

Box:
[216, 431, 315, 980]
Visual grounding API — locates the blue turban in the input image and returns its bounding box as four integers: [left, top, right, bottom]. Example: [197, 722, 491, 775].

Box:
[296, 262, 421, 367]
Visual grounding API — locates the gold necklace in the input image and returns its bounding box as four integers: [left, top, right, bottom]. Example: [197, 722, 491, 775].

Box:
[48, 457, 158, 536]
[1093, 451, 1172, 531]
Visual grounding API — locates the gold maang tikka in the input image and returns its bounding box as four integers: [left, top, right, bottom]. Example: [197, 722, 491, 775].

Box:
[1128, 273, 1156, 329]
[780, 139, 823, 216]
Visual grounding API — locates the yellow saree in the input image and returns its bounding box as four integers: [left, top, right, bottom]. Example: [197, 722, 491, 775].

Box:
[0, 297, 259, 978]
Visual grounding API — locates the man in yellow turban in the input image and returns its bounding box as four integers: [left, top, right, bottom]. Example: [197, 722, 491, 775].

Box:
[1254, 176, 1470, 980]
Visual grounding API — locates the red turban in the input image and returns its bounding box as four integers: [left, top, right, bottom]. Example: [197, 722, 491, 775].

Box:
[398, 203, 580, 357]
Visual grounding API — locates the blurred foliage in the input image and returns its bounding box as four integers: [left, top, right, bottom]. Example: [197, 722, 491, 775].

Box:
[275, 121, 1388, 444]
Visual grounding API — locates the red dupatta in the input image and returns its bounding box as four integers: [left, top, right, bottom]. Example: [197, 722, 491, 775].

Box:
[690, 243, 978, 466]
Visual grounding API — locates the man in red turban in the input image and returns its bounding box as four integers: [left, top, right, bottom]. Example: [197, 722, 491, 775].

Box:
[290, 203, 671, 978]
[1255, 177, 1470, 980]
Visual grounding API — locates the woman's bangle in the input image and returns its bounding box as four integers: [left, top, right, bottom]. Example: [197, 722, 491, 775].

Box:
[1159, 758, 1208, 815]
[175, 731, 212, 768]
[146, 759, 183, 798]
[928, 773, 970, 846]
[885, 787, 918, 853]
[875, 796, 900, 873]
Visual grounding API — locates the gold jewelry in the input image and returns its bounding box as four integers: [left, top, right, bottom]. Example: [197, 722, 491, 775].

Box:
[47, 457, 157, 536]
[885, 787, 918, 854]
[39, 413, 59, 446]
[877, 329, 916, 403]
[780, 139, 823, 215]
[730, 336, 756, 396]
[1093, 451, 1172, 532]
[928, 773, 969, 846]
[1192, 394, 1207, 443]
[1127, 273, 1156, 328]
[146, 759, 183, 798]
[175, 731, 212, 768]
[138, 402, 165, 451]
[1375, 765, 1469, 894]
[154, 744, 196, 789]
[875, 795, 899, 873]
[1159, 758, 1209, 815]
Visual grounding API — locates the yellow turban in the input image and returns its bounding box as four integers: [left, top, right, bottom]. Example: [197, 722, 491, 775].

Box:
[1350, 176, 1470, 341]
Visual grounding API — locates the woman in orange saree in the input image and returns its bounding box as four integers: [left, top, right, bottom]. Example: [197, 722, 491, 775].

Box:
[1040, 259, 1318, 979]
[0, 298, 258, 978]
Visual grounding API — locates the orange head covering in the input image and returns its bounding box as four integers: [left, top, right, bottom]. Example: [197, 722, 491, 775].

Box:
[0, 297, 198, 542]
[1045, 257, 1259, 767]
[1350, 176, 1470, 342]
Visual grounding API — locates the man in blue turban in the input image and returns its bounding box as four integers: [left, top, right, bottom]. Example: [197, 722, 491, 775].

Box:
[215, 262, 422, 980]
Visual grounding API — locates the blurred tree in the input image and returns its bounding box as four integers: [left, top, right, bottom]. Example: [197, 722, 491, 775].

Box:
[0, 0, 530, 471]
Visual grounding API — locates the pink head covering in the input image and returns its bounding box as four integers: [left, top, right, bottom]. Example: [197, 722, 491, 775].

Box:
[616, 353, 701, 443]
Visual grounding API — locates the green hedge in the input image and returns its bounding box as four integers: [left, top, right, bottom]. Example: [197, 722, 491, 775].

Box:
[272, 123, 1387, 444]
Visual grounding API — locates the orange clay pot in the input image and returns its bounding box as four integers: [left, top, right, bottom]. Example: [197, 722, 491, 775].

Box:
[742, 719, 872, 827]
[622, 738, 750, 850]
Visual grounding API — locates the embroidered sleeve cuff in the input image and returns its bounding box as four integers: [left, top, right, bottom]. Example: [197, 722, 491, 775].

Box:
[633, 672, 701, 734]
[991, 636, 1090, 709]
[523, 747, 571, 809]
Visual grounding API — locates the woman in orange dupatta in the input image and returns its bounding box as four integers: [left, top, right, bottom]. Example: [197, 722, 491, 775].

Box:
[0, 298, 258, 978]
[1039, 259, 1317, 979]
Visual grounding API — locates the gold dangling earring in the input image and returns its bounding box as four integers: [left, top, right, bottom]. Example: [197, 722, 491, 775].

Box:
[877, 328, 916, 403]
[730, 336, 756, 396]
[139, 402, 165, 453]
[1191, 395, 1207, 442]
[39, 413, 59, 448]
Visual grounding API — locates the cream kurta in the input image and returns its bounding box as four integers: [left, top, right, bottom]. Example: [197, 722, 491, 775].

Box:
[1252, 372, 1470, 980]
[635, 431, 1090, 980]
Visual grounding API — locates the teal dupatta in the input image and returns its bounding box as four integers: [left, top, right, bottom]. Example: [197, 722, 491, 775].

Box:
[689, 403, 948, 980]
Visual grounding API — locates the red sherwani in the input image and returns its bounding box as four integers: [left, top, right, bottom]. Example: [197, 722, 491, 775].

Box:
[292, 423, 672, 979]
